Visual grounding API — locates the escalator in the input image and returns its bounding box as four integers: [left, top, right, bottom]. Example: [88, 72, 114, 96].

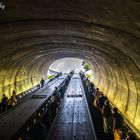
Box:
[47, 73, 97, 140]
[82, 80, 114, 140]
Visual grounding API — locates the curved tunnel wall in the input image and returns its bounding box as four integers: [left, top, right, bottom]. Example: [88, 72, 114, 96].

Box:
[0, 0, 140, 137]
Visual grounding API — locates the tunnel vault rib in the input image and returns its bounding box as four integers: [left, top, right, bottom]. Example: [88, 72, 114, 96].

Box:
[0, 0, 140, 138]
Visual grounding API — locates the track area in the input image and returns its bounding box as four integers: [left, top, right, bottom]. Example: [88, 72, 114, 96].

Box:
[47, 74, 97, 140]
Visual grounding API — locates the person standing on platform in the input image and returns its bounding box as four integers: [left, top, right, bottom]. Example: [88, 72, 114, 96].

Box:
[29, 119, 47, 140]
[40, 78, 45, 87]
[93, 88, 101, 108]
[90, 82, 95, 95]
[53, 87, 61, 106]
[85, 78, 90, 93]
[113, 107, 124, 140]
[12, 90, 18, 104]
[102, 100, 113, 134]
[7, 96, 16, 109]
[59, 87, 65, 99]
[1, 94, 8, 112]
[53, 87, 60, 96]
[98, 93, 108, 111]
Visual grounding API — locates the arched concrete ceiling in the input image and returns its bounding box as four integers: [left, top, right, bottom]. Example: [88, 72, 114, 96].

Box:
[0, 0, 140, 137]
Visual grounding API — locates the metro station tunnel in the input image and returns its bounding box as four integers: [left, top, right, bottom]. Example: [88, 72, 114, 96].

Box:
[0, 0, 140, 140]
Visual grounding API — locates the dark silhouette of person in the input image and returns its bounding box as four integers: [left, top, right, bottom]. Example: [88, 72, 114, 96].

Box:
[29, 121, 47, 140]
[102, 100, 113, 133]
[90, 82, 95, 94]
[40, 79, 45, 87]
[113, 107, 124, 140]
[1, 94, 8, 112]
[98, 93, 108, 111]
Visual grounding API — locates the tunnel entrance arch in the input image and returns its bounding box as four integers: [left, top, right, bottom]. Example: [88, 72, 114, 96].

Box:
[47, 57, 93, 80]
